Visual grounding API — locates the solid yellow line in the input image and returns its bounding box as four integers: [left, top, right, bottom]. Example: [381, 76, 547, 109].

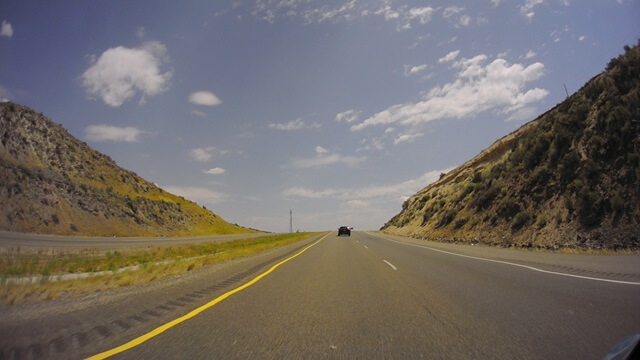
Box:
[86, 233, 329, 360]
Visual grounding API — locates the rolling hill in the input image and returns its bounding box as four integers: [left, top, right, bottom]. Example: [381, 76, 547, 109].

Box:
[381, 42, 640, 251]
[0, 102, 257, 237]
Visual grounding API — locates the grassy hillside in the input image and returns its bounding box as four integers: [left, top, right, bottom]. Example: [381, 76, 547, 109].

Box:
[0, 102, 258, 237]
[382, 42, 640, 251]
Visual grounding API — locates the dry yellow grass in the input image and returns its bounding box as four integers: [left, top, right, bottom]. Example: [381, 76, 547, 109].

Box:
[0, 232, 321, 305]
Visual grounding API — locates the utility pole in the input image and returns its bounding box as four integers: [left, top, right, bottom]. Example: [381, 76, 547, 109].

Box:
[289, 210, 293, 233]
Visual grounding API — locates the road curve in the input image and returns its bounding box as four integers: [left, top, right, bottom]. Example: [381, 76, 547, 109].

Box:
[1, 231, 639, 359]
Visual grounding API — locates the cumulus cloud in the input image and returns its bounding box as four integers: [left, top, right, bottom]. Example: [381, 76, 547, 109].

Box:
[524, 50, 536, 59]
[335, 109, 362, 123]
[394, 132, 424, 145]
[351, 54, 548, 131]
[376, 5, 435, 31]
[438, 50, 460, 63]
[162, 186, 228, 204]
[521, 0, 544, 19]
[283, 168, 453, 201]
[189, 146, 229, 162]
[283, 187, 339, 199]
[404, 64, 428, 76]
[356, 137, 384, 152]
[85, 125, 143, 142]
[188, 91, 222, 106]
[458, 15, 471, 27]
[1, 20, 13, 37]
[0, 84, 11, 102]
[303, 0, 358, 23]
[290, 148, 366, 168]
[82, 41, 172, 107]
[203, 167, 226, 175]
[443, 6, 464, 19]
[269, 118, 320, 131]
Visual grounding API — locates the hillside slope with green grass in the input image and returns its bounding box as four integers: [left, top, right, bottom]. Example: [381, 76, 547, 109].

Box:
[382, 43, 640, 251]
[0, 102, 257, 237]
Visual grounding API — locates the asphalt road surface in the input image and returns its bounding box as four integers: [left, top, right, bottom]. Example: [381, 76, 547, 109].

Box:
[1, 231, 639, 359]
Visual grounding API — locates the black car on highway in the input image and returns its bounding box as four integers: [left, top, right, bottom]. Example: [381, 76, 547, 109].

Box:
[338, 226, 351, 236]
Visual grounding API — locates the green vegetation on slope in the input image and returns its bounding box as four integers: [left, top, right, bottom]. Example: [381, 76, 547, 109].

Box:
[0, 103, 257, 237]
[382, 42, 640, 251]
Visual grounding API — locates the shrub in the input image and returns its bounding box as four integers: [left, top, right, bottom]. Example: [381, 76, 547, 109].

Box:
[472, 184, 500, 210]
[497, 197, 521, 219]
[536, 215, 547, 229]
[438, 209, 457, 227]
[453, 218, 468, 229]
[576, 186, 605, 227]
[511, 211, 531, 231]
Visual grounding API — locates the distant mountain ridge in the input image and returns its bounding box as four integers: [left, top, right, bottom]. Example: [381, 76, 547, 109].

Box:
[0, 102, 256, 237]
[381, 43, 640, 250]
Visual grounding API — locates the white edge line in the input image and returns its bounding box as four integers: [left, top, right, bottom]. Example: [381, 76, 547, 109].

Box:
[370, 233, 640, 286]
[383, 260, 397, 271]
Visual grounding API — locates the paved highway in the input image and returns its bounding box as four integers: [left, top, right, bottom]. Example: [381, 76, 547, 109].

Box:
[1, 231, 639, 359]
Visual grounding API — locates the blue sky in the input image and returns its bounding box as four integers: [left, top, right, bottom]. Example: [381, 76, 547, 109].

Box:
[1, 1, 638, 232]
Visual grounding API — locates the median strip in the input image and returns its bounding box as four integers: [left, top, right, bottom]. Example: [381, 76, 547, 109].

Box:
[86, 232, 329, 360]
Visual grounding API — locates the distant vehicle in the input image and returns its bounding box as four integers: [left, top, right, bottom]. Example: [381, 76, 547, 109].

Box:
[338, 226, 351, 236]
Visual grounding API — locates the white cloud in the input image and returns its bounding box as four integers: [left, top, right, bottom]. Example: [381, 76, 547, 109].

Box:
[344, 200, 371, 208]
[356, 138, 384, 152]
[335, 109, 362, 123]
[303, 0, 358, 23]
[82, 42, 172, 107]
[352, 55, 548, 131]
[375, 5, 435, 31]
[1, 20, 13, 37]
[492, 0, 502, 6]
[438, 50, 460, 63]
[203, 167, 226, 175]
[579, 35, 586, 41]
[162, 186, 228, 204]
[192, 110, 207, 117]
[290, 149, 366, 168]
[521, 0, 544, 19]
[0, 85, 11, 102]
[188, 91, 222, 106]
[406, 7, 435, 24]
[404, 64, 428, 76]
[85, 125, 143, 142]
[524, 50, 536, 59]
[283, 187, 339, 199]
[189, 146, 229, 162]
[136, 27, 146, 39]
[269, 117, 320, 131]
[443, 6, 464, 19]
[394, 132, 424, 145]
[283, 168, 454, 202]
[459, 15, 471, 27]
